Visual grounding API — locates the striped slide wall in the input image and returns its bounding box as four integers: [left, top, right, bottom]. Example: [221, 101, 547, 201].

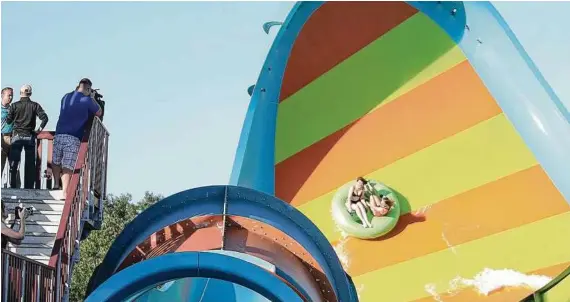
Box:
[231, 2, 570, 301]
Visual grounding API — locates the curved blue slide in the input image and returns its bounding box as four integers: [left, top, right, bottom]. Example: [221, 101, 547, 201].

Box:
[86, 185, 359, 301]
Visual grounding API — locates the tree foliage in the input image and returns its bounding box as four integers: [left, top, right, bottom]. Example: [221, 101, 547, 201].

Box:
[69, 192, 162, 301]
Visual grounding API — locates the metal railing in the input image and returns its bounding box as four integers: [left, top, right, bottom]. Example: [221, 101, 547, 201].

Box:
[49, 117, 109, 301]
[1, 250, 56, 302]
[86, 119, 109, 228]
[1, 117, 109, 302]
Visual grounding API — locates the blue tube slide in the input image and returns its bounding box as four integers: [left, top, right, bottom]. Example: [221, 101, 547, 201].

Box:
[86, 185, 358, 301]
[85, 252, 302, 302]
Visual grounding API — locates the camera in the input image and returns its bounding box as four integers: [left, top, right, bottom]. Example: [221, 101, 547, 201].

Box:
[92, 88, 106, 121]
[15, 206, 34, 219]
[92, 88, 103, 103]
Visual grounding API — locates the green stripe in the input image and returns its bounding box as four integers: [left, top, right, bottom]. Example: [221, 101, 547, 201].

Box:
[275, 13, 457, 163]
[541, 265, 570, 302]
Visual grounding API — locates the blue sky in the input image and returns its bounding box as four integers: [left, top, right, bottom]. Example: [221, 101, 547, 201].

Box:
[2, 1, 568, 202]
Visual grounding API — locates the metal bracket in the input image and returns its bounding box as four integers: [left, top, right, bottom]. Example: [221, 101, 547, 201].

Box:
[221, 186, 228, 250]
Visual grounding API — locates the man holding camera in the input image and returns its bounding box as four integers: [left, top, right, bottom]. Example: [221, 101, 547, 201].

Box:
[52, 78, 102, 200]
[1, 201, 30, 249]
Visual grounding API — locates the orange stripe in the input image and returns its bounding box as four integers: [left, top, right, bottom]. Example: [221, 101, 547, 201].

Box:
[413, 262, 570, 302]
[280, 2, 417, 101]
[276, 61, 501, 205]
[334, 166, 569, 277]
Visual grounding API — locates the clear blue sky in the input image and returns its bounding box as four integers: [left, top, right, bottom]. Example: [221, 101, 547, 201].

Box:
[2, 1, 568, 202]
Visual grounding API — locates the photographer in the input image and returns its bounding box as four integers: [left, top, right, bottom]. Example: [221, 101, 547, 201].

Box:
[52, 78, 102, 200]
[1, 201, 29, 249]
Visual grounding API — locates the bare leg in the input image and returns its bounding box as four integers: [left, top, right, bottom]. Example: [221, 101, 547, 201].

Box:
[361, 198, 370, 209]
[358, 207, 370, 228]
[61, 168, 72, 201]
[351, 204, 368, 228]
[357, 202, 372, 227]
[52, 165, 61, 189]
[370, 195, 381, 207]
[367, 195, 380, 216]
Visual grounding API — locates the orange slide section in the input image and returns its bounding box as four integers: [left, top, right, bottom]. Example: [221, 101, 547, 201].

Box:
[271, 2, 570, 301]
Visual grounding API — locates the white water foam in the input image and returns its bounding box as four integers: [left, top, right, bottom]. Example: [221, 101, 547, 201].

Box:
[425, 283, 444, 302]
[453, 268, 552, 295]
[415, 204, 433, 216]
[356, 283, 365, 300]
[424, 268, 553, 300]
[333, 232, 351, 270]
[331, 205, 352, 270]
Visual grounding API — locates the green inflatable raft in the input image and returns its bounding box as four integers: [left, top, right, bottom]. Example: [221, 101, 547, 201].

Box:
[331, 180, 400, 239]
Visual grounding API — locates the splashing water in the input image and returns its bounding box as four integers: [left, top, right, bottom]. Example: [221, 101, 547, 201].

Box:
[453, 268, 552, 295]
[425, 268, 553, 300]
[425, 283, 444, 302]
[331, 206, 351, 269]
[333, 235, 350, 270]
[356, 284, 365, 301]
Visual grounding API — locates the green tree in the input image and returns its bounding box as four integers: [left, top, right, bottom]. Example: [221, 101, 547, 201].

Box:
[69, 192, 162, 301]
[136, 192, 162, 213]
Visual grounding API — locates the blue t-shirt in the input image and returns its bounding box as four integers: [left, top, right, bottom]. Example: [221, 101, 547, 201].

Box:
[55, 91, 100, 139]
[1, 104, 12, 134]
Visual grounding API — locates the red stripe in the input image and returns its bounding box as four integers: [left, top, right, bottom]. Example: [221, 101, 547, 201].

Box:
[280, 2, 418, 101]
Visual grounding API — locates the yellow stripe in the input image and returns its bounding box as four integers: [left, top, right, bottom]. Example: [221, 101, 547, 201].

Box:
[298, 114, 538, 241]
[368, 46, 466, 114]
[354, 211, 570, 302]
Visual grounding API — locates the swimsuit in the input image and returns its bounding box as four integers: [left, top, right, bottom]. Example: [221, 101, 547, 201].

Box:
[350, 189, 363, 203]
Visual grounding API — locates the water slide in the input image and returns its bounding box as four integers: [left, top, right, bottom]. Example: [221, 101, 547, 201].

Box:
[85, 1, 570, 301]
[230, 1, 570, 301]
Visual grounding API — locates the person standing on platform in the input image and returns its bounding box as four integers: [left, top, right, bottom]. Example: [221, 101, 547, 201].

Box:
[52, 78, 102, 200]
[1, 87, 14, 175]
[6, 85, 49, 188]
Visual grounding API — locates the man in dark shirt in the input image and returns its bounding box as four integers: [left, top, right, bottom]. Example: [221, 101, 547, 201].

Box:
[6, 85, 49, 188]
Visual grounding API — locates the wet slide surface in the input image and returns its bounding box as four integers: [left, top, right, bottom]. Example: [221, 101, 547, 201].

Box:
[273, 2, 570, 301]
